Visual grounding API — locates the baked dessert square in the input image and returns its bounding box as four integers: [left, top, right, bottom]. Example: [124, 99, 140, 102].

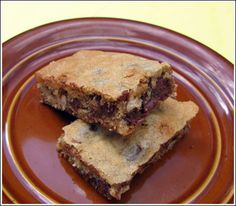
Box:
[57, 98, 199, 200]
[35, 50, 175, 136]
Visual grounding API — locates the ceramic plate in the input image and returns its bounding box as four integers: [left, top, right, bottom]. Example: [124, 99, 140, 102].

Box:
[2, 18, 234, 204]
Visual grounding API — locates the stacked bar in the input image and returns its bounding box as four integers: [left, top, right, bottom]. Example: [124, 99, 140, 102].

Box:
[35, 50, 198, 200]
[35, 50, 175, 136]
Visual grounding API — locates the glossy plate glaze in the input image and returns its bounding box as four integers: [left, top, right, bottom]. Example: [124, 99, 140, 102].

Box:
[2, 18, 234, 204]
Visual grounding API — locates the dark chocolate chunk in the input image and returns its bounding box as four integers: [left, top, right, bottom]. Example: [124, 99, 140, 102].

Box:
[118, 90, 130, 102]
[95, 95, 102, 101]
[152, 77, 173, 99]
[70, 98, 81, 110]
[59, 88, 67, 96]
[89, 124, 98, 131]
[101, 102, 117, 116]
[89, 93, 101, 102]
[124, 76, 173, 126]
[124, 108, 146, 126]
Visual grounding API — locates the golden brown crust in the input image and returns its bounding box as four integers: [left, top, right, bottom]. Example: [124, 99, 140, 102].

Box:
[35, 50, 173, 100]
[57, 124, 189, 200]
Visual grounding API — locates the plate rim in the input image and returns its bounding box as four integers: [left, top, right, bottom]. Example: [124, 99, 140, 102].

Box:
[2, 17, 234, 66]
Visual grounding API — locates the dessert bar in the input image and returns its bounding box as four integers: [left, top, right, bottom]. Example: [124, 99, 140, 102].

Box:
[57, 98, 199, 199]
[36, 50, 175, 136]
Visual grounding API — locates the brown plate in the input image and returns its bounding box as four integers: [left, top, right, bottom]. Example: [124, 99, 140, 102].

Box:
[2, 18, 234, 204]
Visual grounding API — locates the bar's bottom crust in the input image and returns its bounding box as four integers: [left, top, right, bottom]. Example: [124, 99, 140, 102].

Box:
[57, 125, 189, 200]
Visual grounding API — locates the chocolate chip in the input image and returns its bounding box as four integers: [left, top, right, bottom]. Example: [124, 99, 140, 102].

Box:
[151, 77, 172, 99]
[125, 144, 142, 161]
[87, 94, 102, 108]
[59, 88, 67, 96]
[70, 98, 80, 110]
[124, 76, 173, 126]
[95, 95, 101, 101]
[89, 124, 98, 131]
[124, 108, 146, 126]
[101, 102, 116, 116]
[141, 122, 148, 126]
[118, 90, 129, 101]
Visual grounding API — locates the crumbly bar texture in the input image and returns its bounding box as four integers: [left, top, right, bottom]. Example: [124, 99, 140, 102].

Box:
[35, 50, 175, 136]
[57, 98, 199, 200]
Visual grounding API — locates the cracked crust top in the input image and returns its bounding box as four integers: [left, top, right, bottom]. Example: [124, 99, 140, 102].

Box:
[35, 50, 172, 100]
[58, 98, 199, 185]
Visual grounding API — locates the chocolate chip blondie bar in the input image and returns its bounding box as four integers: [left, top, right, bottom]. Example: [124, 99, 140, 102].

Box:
[35, 50, 175, 136]
[57, 98, 199, 199]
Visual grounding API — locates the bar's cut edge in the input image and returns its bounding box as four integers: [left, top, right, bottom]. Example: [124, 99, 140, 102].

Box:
[35, 72, 175, 136]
